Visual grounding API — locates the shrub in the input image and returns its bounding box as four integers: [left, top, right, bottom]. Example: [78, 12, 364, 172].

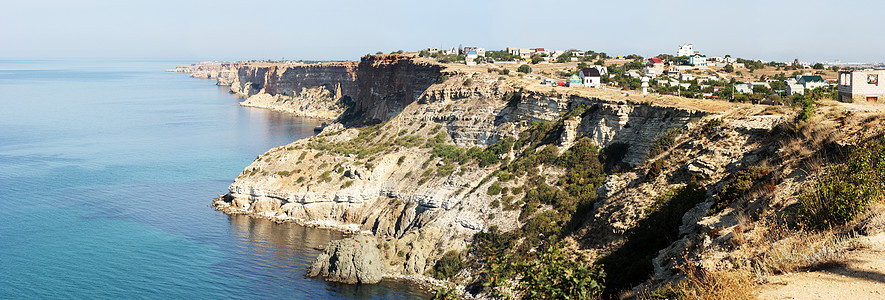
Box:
[714, 166, 770, 212]
[797, 137, 885, 229]
[487, 184, 503, 195]
[794, 98, 815, 123]
[340, 180, 354, 188]
[433, 250, 463, 279]
[397, 156, 406, 166]
[646, 160, 667, 181]
[701, 118, 725, 135]
[647, 128, 682, 158]
[276, 170, 291, 177]
[516, 246, 606, 299]
[517, 65, 532, 74]
[437, 75, 449, 83]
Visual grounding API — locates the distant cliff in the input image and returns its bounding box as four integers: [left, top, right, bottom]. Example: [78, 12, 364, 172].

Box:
[178, 56, 441, 121]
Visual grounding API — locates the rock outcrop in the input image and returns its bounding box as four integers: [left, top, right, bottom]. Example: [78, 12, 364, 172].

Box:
[307, 234, 385, 284]
[209, 64, 711, 285]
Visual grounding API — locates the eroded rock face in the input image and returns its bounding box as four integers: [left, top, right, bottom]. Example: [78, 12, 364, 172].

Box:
[308, 234, 385, 284]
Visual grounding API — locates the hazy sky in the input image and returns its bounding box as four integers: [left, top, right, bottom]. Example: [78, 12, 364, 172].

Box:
[2, 0, 882, 63]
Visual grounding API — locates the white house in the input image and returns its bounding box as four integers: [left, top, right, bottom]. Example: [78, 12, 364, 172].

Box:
[735, 83, 753, 94]
[679, 73, 694, 81]
[518, 49, 533, 58]
[688, 54, 707, 67]
[786, 83, 805, 95]
[580, 67, 603, 88]
[465, 50, 478, 65]
[797, 75, 827, 90]
[677, 44, 694, 57]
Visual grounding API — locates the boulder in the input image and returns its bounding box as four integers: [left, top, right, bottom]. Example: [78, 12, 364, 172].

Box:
[308, 234, 385, 284]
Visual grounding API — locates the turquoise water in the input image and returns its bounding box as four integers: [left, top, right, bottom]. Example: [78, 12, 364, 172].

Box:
[0, 59, 429, 299]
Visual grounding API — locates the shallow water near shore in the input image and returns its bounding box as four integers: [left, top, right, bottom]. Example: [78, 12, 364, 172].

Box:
[0, 58, 430, 299]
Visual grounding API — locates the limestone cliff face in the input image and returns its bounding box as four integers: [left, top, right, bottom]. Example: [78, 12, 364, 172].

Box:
[227, 62, 358, 98]
[225, 62, 358, 119]
[512, 89, 707, 166]
[167, 62, 237, 84]
[184, 56, 442, 121]
[213, 67, 711, 282]
[341, 55, 443, 125]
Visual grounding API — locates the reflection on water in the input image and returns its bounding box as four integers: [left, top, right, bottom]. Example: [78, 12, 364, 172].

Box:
[224, 215, 433, 299]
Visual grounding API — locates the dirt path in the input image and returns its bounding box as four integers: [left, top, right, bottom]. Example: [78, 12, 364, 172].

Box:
[758, 233, 885, 299]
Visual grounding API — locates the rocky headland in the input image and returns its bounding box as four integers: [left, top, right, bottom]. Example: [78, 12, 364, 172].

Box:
[178, 54, 885, 298]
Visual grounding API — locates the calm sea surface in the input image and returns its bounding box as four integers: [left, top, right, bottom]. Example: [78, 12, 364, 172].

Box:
[0, 59, 429, 299]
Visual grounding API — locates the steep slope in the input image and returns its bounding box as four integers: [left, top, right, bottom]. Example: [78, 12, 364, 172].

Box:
[180, 56, 885, 298]
[209, 57, 714, 285]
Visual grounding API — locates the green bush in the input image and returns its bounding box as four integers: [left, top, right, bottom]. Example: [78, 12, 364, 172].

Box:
[647, 128, 682, 158]
[516, 246, 606, 299]
[517, 65, 532, 74]
[794, 98, 815, 123]
[701, 118, 724, 135]
[276, 170, 291, 177]
[714, 166, 770, 212]
[798, 137, 885, 229]
[487, 184, 503, 195]
[433, 250, 463, 279]
[646, 160, 667, 181]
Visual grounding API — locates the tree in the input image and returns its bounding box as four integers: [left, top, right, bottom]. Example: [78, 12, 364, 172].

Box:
[531, 55, 544, 64]
[769, 80, 786, 92]
[375, 51, 383, 55]
[577, 62, 588, 69]
[556, 52, 573, 63]
[724, 64, 734, 73]
[812, 63, 824, 70]
[518, 65, 532, 74]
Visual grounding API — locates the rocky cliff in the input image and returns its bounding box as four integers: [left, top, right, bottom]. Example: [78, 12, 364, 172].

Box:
[209, 61, 715, 286]
[191, 56, 885, 297]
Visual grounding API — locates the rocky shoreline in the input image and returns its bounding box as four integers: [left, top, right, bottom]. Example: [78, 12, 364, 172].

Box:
[213, 194, 458, 294]
[182, 54, 844, 298]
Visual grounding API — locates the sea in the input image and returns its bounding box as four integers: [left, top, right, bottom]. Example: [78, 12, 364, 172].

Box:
[0, 58, 430, 299]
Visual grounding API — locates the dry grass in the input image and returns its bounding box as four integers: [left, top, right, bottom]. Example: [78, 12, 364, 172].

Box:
[777, 117, 842, 161]
[640, 264, 756, 300]
[750, 227, 859, 276]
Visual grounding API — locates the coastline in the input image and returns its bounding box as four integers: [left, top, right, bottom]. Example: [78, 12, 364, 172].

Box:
[211, 195, 457, 295]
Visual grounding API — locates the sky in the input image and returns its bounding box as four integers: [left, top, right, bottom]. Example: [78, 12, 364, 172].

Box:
[1, 0, 882, 63]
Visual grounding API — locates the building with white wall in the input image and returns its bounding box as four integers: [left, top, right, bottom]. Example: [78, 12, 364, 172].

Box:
[688, 54, 707, 67]
[677, 44, 694, 57]
[839, 70, 885, 102]
[463, 47, 485, 57]
[580, 67, 603, 88]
